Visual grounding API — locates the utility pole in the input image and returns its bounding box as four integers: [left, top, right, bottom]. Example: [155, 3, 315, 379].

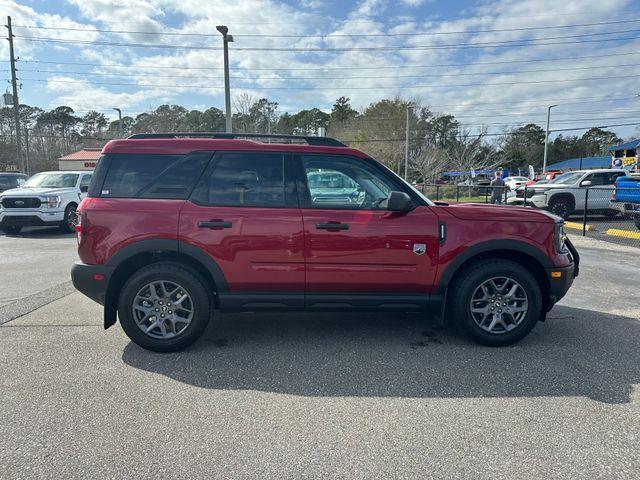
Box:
[404, 104, 414, 179]
[113, 108, 123, 138]
[216, 25, 234, 133]
[6, 16, 23, 172]
[542, 104, 557, 174]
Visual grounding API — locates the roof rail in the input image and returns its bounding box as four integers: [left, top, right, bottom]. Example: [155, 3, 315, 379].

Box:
[127, 132, 346, 147]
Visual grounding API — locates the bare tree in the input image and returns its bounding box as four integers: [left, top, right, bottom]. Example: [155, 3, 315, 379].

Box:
[411, 145, 448, 185]
[446, 127, 500, 175]
[233, 93, 255, 132]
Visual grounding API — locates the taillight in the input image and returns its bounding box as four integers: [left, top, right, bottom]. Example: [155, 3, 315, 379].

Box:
[75, 212, 83, 244]
[612, 181, 618, 200]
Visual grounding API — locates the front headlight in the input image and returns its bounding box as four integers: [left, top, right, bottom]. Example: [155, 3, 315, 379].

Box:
[555, 222, 567, 252]
[43, 195, 61, 208]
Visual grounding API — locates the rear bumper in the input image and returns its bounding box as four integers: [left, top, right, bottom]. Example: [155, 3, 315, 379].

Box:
[71, 261, 114, 305]
[546, 238, 579, 308]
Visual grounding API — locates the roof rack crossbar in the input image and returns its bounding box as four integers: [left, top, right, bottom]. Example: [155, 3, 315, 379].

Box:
[127, 132, 346, 147]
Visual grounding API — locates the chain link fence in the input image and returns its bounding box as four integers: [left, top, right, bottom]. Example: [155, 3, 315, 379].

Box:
[418, 183, 640, 248]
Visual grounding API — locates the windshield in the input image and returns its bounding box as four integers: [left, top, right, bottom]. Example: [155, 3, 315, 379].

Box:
[24, 173, 79, 189]
[508, 177, 528, 181]
[548, 172, 584, 185]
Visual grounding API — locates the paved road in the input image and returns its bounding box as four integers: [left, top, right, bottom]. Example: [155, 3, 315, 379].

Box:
[0, 235, 638, 478]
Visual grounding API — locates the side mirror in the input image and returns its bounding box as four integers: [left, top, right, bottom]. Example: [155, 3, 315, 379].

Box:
[580, 180, 592, 187]
[386, 191, 413, 213]
[80, 185, 89, 193]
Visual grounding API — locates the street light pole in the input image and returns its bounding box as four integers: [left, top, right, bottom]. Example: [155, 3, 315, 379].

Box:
[404, 105, 414, 180]
[113, 108, 122, 138]
[542, 104, 557, 174]
[217, 25, 234, 133]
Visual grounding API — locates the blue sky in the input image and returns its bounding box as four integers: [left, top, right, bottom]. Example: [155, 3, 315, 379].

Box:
[1, 0, 640, 139]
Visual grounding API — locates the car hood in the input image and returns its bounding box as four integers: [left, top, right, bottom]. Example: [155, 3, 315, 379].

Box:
[439, 202, 559, 223]
[0, 187, 77, 197]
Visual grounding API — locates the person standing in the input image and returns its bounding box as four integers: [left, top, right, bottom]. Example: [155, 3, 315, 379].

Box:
[490, 171, 506, 205]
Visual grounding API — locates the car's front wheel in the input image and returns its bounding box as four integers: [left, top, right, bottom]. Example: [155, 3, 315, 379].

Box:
[449, 259, 542, 346]
[118, 263, 212, 352]
[548, 197, 573, 219]
[1, 226, 22, 235]
[59, 204, 77, 233]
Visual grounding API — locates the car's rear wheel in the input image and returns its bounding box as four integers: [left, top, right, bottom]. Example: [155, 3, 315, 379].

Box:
[59, 204, 77, 233]
[118, 263, 212, 352]
[449, 259, 542, 346]
[1, 226, 22, 235]
[548, 197, 573, 219]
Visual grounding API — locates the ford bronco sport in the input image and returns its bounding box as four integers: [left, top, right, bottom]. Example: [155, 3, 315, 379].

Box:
[72, 133, 578, 352]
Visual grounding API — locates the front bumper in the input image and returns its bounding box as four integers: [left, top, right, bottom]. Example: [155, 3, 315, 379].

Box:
[546, 237, 580, 309]
[0, 209, 65, 227]
[71, 261, 115, 305]
[529, 194, 548, 209]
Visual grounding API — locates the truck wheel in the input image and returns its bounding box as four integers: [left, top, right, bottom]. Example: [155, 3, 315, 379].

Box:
[548, 197, 573, 219]
[1, 226, 22, 235]
[448, 259, 542, 346]
[59, 204, 77, 233]
[634, 215, 640, 231]
[118, 262, 212, 352]
[604, 209, 618, 219]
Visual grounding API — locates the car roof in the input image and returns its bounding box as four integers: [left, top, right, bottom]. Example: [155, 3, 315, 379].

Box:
[0, 172, 26, 176]
[562, 169, 626, 174]
[101, 138, 370, 159]
[32, 171, 92, 175]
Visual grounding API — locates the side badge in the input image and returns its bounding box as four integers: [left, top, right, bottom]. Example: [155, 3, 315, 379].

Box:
[413, 243, 426, 255]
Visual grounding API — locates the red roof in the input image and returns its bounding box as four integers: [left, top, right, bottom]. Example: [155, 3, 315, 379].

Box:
[101, 138, 369, 158]
[58, 148, 103, 161]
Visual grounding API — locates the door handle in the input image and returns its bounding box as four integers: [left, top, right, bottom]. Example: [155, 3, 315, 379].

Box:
[316, 222, 349, 231]
[198, 219, 232, 229]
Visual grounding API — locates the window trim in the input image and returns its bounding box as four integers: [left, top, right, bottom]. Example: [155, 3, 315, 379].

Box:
[188, 151, 298, 209]
[292, 153, 426, 211]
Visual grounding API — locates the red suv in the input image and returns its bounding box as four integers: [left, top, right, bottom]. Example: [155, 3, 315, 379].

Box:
[72, 133, 579, 352]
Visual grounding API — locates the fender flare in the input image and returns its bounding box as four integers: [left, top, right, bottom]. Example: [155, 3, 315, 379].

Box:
[438, 239, 553, 290]
[105, 238, 229, 292]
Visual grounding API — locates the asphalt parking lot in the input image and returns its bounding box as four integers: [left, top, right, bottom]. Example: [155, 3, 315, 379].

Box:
[1, 229, 639, 478]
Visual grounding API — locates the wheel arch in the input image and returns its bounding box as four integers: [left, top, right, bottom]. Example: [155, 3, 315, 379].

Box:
[547, 192, 575, 208]
[438, 240, 552, 319]
[103, 239, 227, 329]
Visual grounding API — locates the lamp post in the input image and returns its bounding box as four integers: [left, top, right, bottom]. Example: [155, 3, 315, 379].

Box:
[404, 104, 414, 180]
[542, 104, 557, 174]
[216, 25, 234, 133]
[113, 108, 123, 138]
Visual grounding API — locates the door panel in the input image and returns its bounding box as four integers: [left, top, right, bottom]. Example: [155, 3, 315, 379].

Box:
[302, 206, 439, 294]
[179, 203, 304, 291]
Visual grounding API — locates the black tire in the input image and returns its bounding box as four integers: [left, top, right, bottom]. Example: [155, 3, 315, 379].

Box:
[59, 204, 77, 233]
[547, 196, 573, 219]
[118, 262, 212, 352]
[634, 215, 640, 231]
[1, 226, 22, 235]
[448, 259, 542, 346]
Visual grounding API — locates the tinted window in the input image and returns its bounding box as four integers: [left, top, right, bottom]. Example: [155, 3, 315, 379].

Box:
[0, 175, 15, 189]
[80, 174, 92, 190]
[193, 153, 286, 207]
[585, 173, 606, 186]
[24, 173, 79, 188]
[301, 155, 396, 210]
[100, 153, 210, 199]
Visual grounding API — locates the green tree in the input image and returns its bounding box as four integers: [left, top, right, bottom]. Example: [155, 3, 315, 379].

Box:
[81, 111, 108, 137]
[580, 128, 622, 156]
[330, 96, 358, 123]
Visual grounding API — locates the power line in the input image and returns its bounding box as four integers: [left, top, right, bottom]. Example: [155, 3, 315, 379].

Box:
[17, 63, 640, 82]
[15, 31, 640, 52]
[16, 51, 640, 71]
[22, 72, 640, 90]
[13, 18, 640, 38]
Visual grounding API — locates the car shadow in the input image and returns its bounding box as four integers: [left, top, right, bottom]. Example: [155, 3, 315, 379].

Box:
[1, 226, 73, 239]
[121, 305, 640, 404]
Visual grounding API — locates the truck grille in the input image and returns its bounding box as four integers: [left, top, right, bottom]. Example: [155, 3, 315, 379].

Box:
[1, 197, 41, 209]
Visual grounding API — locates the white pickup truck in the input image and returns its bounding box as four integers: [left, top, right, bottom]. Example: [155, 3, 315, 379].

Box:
[507, 169, 628, 219]
[0, 170, 92, 235]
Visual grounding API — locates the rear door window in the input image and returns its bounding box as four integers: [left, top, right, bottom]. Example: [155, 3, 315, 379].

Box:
[99, 153, 211, 199]
[191, 152, 293, 207]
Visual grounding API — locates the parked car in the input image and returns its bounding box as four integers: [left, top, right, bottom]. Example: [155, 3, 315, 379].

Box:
[610, 174, 640, 230]
[525, 171, 562, 187]
[507, 169, 628, 218]
[72, 133, 578, 352]
[503, 176, 529, 191]
[0, 170, 92, 235]
[0, 172, 27, 193]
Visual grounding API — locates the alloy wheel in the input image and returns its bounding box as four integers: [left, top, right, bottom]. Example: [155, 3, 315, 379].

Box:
[469, 276, 529, 334]
[132, 281, 194, 339]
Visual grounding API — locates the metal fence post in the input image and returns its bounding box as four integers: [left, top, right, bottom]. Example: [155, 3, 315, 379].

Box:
[485, 187, 489, 203]
[456, 185, 460, 203]
[582, 187, 589, 236]
[524, 184, 527, 207]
